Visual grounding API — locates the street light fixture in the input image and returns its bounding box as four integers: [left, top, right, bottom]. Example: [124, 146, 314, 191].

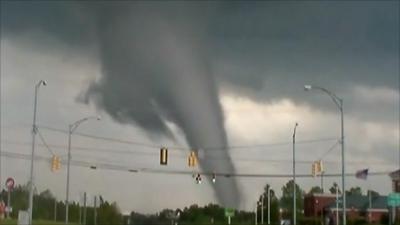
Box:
[28, 80, 47, 225]
[304, 84, 346, 225]
[292, 122, 298, 225]
[65, 116, 100, 224]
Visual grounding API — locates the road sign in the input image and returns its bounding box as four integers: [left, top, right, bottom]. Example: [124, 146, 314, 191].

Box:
[5, 178, 14, 190]
[225, 208, 235, 218]
[387, 193, 400, 207]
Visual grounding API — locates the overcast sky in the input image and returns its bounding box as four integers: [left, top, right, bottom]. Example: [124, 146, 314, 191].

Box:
[0, 1, 399, 213]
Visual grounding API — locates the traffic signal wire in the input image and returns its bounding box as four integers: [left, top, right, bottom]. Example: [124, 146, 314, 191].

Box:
[0, 150, 395, 178]
[36, 128, 55, 156]
[37, 124, 338, 152]
[1, 139, 391, 166]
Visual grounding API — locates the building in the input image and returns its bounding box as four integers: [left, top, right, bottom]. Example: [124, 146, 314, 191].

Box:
[389, 170, 400, 192]
[327, 195, 388, 224]
[304, 193, 336, 218]
[304, 193, 388, 224]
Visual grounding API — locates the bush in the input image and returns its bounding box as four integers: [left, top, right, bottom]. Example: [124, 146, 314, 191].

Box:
[380, 214, 389, 225]
[298, 217, 321, 225]
[353, 218, 367, 225]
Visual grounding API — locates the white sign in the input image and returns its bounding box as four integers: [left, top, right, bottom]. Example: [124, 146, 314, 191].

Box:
[18, 211, 29, 225]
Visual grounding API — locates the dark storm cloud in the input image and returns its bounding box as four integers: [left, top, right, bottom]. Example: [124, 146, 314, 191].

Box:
[1, 0, 398, 206]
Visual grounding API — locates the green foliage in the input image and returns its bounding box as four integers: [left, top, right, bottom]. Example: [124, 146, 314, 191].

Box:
[258, 184, 279, 224]
[329, 182, 341, 194]
[368, 189, 380, 197]
[129, 204, 253, 225]
[346, 187, 362, 196]
[308, 186, 323, 194]
[0, 185, 122, 225]
[280, 180, 305, 214]
[298, 216, 321, 225]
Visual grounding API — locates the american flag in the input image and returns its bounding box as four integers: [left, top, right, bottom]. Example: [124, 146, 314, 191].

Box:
[355, 168, 369, 180]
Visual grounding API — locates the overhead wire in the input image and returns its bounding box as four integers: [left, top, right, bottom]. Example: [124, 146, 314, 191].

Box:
[1, 139, 391, 166]
[0, 150, 393, 178]
[36, 128, 55, 156]
[37, 124, 338, 152]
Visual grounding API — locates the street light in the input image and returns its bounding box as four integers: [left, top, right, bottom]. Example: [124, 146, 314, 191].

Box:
[304, 84, 346, 225]
[65, 116, 100, 224]
[28, 80, 47, 225]
[292, 122, 298, 225]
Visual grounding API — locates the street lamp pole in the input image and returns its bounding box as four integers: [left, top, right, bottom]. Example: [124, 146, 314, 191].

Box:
[65, 116, 100, 224]
[293, 122, 298, 225]
[304, 85, 346, 225]
[268, 187, 271, 225]
[28, 80, 47, 225]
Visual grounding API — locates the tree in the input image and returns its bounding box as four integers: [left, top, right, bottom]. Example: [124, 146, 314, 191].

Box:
[280, 180, 305, 221]
[346, 187, 362, 196]
[329, 182, 341, 194]
[368, 190, 380, 198]
[309, 186, 323, 194]
[259, 184, 279, 224]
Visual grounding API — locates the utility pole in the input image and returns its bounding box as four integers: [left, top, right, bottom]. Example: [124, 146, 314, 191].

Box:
[268, 187, 271, 225]
[255, 202, 258, 225]
[54, 199, 57, 222]
[261, 194, 264, 224]
[293, 123, 298, 225]
[304, 85, 346, 225]
[321, 172, 324, 193]
[94, 195, 97, 225]
[368, 190, 372, 223]
[79, 203, 81, 225]
[6, 188, 11, 218]
[336, 185, 339, 225]
[28, 80, 47, 225]
[83, 192, 87, 225]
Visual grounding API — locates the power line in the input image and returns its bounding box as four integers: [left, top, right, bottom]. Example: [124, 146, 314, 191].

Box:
[1, 139, 392, 166]
[318, 141, 340, 160]
[37, 124, 338, 151]
[0, 151, 395, 178]
[36, 128, 55, 156]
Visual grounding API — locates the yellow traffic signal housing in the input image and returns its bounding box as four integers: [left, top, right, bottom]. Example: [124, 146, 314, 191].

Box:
[311, 160, 324, 177]
[51, 155, 61, 172]
[311, 162, 316, 177]
[160, 147, 168, 165]
[188, 151, 198, 167]
[317, 160, 323, 173]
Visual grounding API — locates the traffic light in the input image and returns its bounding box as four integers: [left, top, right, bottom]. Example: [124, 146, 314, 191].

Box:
[188, 151, 197, 167]
[318, 160, 324, 173]
[212, 173, 216, 183]
[311, 162, 317, 177]
[195, 173, 202, 184]
[51, 155, 61, 172]
[160, 147, 168, 165]
[311, 160, 324, 177]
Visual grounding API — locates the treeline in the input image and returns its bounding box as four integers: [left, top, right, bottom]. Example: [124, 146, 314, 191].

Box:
[0, 184, 122, 225]
[1, 181, 379, 225]
[129, 204, 253, 225]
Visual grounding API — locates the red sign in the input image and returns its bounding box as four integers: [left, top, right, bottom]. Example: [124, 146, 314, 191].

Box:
[5, 177, 14, 190]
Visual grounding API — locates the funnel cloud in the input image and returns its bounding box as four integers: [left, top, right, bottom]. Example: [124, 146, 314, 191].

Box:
[83, 4, 241, 207]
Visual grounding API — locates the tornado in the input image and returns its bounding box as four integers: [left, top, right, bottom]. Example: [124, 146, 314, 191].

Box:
[83, 3, 241, 207]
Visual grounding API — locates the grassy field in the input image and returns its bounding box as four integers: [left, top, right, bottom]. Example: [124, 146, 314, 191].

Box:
[0, 219, 79, 225]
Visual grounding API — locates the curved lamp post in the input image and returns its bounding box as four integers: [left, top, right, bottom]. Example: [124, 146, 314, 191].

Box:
[28, 80, 47, 225]
[304, 85, 345, 225]
[65, 116, 100, 224]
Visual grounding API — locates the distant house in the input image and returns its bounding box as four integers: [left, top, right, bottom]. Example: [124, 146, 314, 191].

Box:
[327, 195, 388, 224]
[389, 170, 400, 193]
[304, 194, 388, 224]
